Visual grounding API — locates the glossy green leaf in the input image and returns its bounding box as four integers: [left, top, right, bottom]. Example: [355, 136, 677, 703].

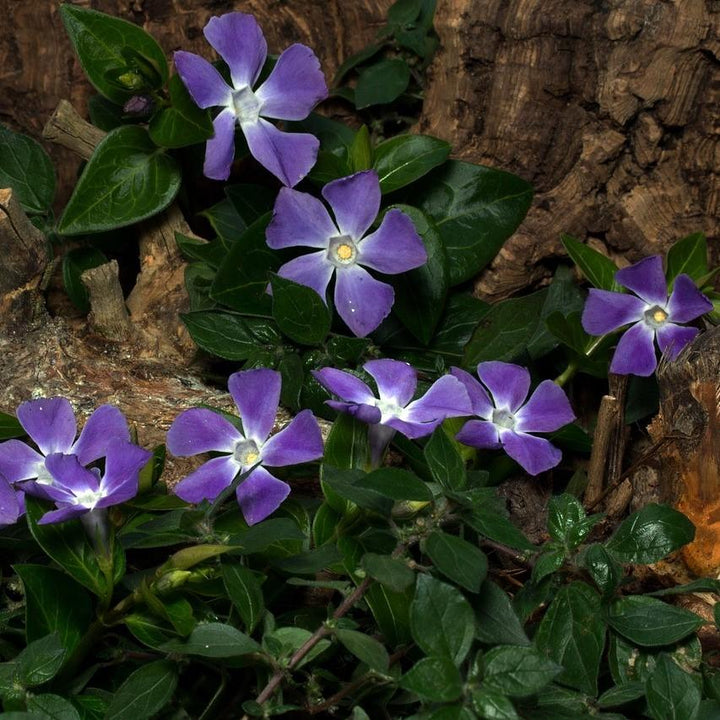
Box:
[579, 544, 622, 597]
[365, 583, 413, 647]
[0, 411, 23, 440]
[61, 247, 109, 312]
[400, 657, 463, 702]
[535, 581, 605, 695]
[561, 234, 619, 291]
[410, 575, 474, 664]
[320, 467, 393, 515]
[607, 596, 703, 647]
[483, 645, 561, 698]
[149, 74, 213, 148]
[16, 634, 66, 687]
[58, 126, 180, 235]
[355, 58, 411, 108]
[0, 123, 55, 215]
[333, 43, 384, 84]
[531, 548, 566, 584]
[374, 135, 450, 194]
[60, 5, 168, 104]
[349, 125, 373, 171]
[181, 310, 281, 360]
[357, 467, 432, 501]
[425, 531, 487, 593]
[361, 553, 415, 592]
[322, 413, 370, 471]
[548, 493, 601, 549]
[605, 504, 695, 564]
[105, 660, 178, 720]
[463, 498, 536, 552]
[597, 682, 646, 708]
[646, 654, 701, 720]
[335, 629, 389, 673]
[159, 622, 260, 657]
[424, 427, 467, 491]
[666, 232, 708, 284]
[475, 580, 530, 647]
[26, 694, 80, 720]
[470, 688, 519, 719]
[410, 160, 533, 286]
[270, 274, 331, 346]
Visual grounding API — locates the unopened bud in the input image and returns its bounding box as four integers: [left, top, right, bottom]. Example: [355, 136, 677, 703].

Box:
[123, 95, 154, 116]
[154, 569, 192, 594]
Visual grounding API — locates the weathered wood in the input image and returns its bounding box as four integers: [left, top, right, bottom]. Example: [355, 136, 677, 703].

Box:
[82, 261, 133, 341]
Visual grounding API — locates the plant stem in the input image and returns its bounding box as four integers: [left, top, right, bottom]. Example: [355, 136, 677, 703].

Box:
[554, 360, 578, 387]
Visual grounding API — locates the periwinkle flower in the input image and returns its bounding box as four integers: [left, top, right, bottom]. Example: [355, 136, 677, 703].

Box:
[0, 474, 22, 526]
[37, 439, 151, 525]
[452, 362, 575, 476]
[174, 12, 327, 185]
[314, 359, 472, 465]
[581, 256, 712, 376]
[267, 170, 427, 337]
[0, 398, 131, 500]
[167, 368, 323, 525]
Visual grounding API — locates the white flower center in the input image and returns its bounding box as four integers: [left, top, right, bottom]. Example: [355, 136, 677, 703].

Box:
[233, 439, 261, 467]
[492, 408, 516, 430]
[327, 235, 358, 268]
[643, 305, 669, 329]
[374, 397, 404, 423]
[73, 488, 105, 509]
[232, 86, 262, 124]
[35, 463, 54, 486]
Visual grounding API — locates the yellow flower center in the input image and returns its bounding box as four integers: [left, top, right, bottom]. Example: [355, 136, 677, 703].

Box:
[336, 243, 353, 261]
[327, 235, 358, 267]
[653, 309, 668, 323]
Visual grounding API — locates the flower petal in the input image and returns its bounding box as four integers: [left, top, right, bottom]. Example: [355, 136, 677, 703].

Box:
[276, 252, 334, 301]
[242, 117, 319, 187]
[256, 44, 327, 120]
[266, 188, 337, 250]
[667, 274, 713, 323]
[100, 440, 152, 501]
[0, 476, 20, 526]
[501, 431, 562, 475]
[167, 408, 241, 457]
[204, 108, 237, 181]
[44, 453, 98, 499]
[71, 405, 130, 465]
[322, 171, 380, 240]
[358, 209, 427, 274]
[477, 362, 530, 413]
[174, 455, 240, 503]
[385, 416, 438, 439]
[449, 367, 494, 419]
[515, 380, 575, 433]
[364, 359, 417, 407]
[228, 368, 281, 443]
[203, 13, 267, 89]
[262, 410, 323, 467]
[609, 321, 657, 376]
[615, 255, 668, 306]
[38, 505, 88, 525]
[334, 264, 394, 337]
[581, 288, 647, 336]
[312, 368, 376, 404]
[656, 323, 699, 360]
[0, 440, 44, 483]
[236, 466, 290, 525]
[455, 419, 501, 449]
[173, 51, 232, 109]
[404, 375, 473, 425]
[327, 401, 382, 425]
[17, 398, 76, 456]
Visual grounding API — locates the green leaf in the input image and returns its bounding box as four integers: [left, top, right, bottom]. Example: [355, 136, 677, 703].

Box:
[349, 125, 373, 172]
[13, 565, 92, 655]
[26, 694, 81, 720]
[531, 548, 566, 583]
[470, 688, 519, 719]
[333, 43, 384, 84]
[357, 467, 432, 501]
[605, 504, 695, 564]
[270, 274, 331, 346]
[265, 627, 330, 668]
[58, 126, 180, 235]
[365, 583, 413, 647]
[149, 74, 213, 148]
[361, 553, 415, 592]
[320, 467, 393, 515]
[475, 580, 530, 647]
[181, 310, 281, 361]
[424, 427, 467, 491]
[561, 234, 619, 291]
[463, 289, 549, 365]
[483, 645, 561, 698]
[61, 247, 109, 312]
[400, 657, 463, 702]
[579, 544, 622, 597]
[410, 575, 475, 664]
[335, 629, 389, 673]
[124, 613, 176, 650]
[16, 634, 66, 687]
[355, 58, 411, 108]
[548, 494, 601, 549]
[323, 413, 370, 472]
[409, 160, 533, 286]
[105, 660, 178, 720]
[278, 353, 304, 412]
[374, 135, 450, 194]
[425, 531, 487, 593]
[646, 654, 701, 720]
[534, 581, 605, 695]
[60, 5, 168, 104]
[607, 596, 703, 647]
[463, 494, 536, 552]
[0, 411, 24, 440]
[25, 497, 110, 598]
[0, 124, 55, 214]
[597, 682, 646, 708]
[159, 622, 260, 657]
[666, 232, 708, 285]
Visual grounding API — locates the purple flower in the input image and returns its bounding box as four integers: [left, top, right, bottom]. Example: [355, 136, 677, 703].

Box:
[314, 360, 472, 465]
[37, 440, 151, 524]
[174, 12, 327, 185]
[167, 368, 323, 525]
[452, 362, 575, 476]
[581, 256, 712, 376]
[0, 398, 131, 499]
[266, 170, 428, 337]
[0, 474, 22, 526]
